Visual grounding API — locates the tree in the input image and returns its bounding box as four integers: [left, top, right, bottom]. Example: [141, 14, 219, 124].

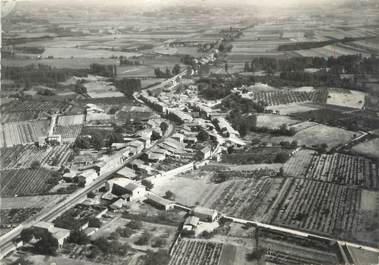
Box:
[135, 232, 150, 245]
[152, 237, 167, 248]
[143, 249, 170, 265]
[88, 217, 101, 228]
[34, 230, 59, 256]
[172, 64, 181, 75]
[160, 122, 169, 135]
[78, 178, 86, 188]
[20, 228, 35, 243]
[91, 132, 104, 151]
[244, 62, 250, 72]
[30, 160, 41, 170]
[141, 179, 153, 190]
[127, 220, 143, 230]
[246, 248, 266, 261]
[274, 152, 290, 163]
[67, 229, 90, 245]
[197, 130, 209, 141]
[164, 190, 175, 200]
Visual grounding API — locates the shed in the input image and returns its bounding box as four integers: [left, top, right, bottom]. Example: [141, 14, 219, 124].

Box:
[145, 193, 175, 211]
[183, 216, 200, 231]
[192, 206, 217, 222]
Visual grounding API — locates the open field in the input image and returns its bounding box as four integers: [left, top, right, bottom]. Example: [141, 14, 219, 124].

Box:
[57, 114, 85, 126]
[0, 194, 65, 209]
[266, 103, 320, 115]
[266, 123, 359, 150]
[1, 143, 72, 169]
[326, 89, 366, 109]
[0, 168, 56, 197]
[351, 138, 379, 159]
[83, 76, 125, 98]
[1, 120, 50, 147]
[256, 114, 299, 129]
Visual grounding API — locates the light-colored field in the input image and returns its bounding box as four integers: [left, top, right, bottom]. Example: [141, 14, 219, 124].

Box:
[360, 190, 378, 211]
[0, 195, 65, 209]
[266, 103, 319, 115]
[256, 114, 299, 130]
[351, 138, 379, 159]
[83, 76, 124, 98]
[57, 114, 85, 126]
[268, 124, 360, 149]
[1, 120, 50, 147]
[42, 47, 141, 59]
[326, 90, 366, 109]
[3, 58, 118, 69]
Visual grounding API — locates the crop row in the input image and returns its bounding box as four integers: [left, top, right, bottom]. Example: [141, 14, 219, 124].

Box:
[207, 177, 273, 220]
[248, 91, 314, 106]
[53, 125, 83, 140]
[0, 168, 54, 197]
[1, 144, 70, 169]
[0, 111, 39, 123]
[284, 150, 378, 189]
[1, 120, 50, 147]
[273, 179, 360, 235]
[169, 239, 223, 265]
[1, 100, 69, 113]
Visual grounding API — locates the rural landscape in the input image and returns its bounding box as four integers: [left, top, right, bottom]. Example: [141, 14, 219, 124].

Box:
[1, 0, 379, 264]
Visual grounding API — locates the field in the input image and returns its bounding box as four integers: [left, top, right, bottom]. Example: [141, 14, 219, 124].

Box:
[0, 208, 41, 225]
[290, 109, 379, 131]
[1, 195, 65, 209]
[266, 102, 320, 115]
[1, 100, 69, 113]
[53, 125, 83, 141]
[255, 114, 299, 129]
[284, 150, 378, 189]
[0, 168, 56, 197]
[199, 177, 285, 222]
[272, 178, 364, 239]
[243, 90, 314, 106]
[57, 114, 85, 126]
[222, 147, 293, 164]
[0, 120, 50, 147]
[0, 111, 40, 123]
[83, 76, 125, 98]
[268, 123, 359, 150]
[1, 143, 72, 169]
[169, 238, 223, 265]
[326, 89, 366, 109]
[351, 138, 379, 159]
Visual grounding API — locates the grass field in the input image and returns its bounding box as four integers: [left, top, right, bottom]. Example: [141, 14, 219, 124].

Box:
[326, 89, 366, 109]
[256, 114, 299, 130]
[351, 138, 379, 159]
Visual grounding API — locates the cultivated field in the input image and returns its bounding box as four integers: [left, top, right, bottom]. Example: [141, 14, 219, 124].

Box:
[272, 178, 361, 238]
[266, 103, 320, 115]
[200, 177, 285, 222]
[1, 100, 70, 113]
[169, 238, 223, 265]
[0, 168, 56, 197]
[57, 114, 85, 126]
[244, 90, 314, 106]
[1, 120, 50, 147]
[53, 125, 83, 141]
[83, 76, 125, 98]
[284, 150, 378, 189]
[1, 143, 72, 169]
[0, 111, 39, 123]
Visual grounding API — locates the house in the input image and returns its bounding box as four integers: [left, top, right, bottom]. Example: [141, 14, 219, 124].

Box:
[148, 151, 166, 162]
[107, 178, 146, 201]
[109, 198, 125, 210]
[171, 133, 184, 143]
[115, 167, 137, 179]
[33, 222, 70, 247]
[191, 206, 218, 222]
[145, 193, 175, 210]
[63, 172, 77, 182]
[183, 216, 200, 231]
[111, 142, 128, 150]
[128, 159, 153, 174]
[198, 146, 212, 160]
[77, 169, 98, 184]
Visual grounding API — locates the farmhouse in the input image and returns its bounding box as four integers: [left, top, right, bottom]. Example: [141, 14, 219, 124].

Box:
[63, 172, 77, 182]
[109, 198, 125, 210]
[115, 167, 137, 179]
[183, 216, 200, 231]
[145, 193, 175, 210]
[192, 206, 218, 222]
[107, 178, 146, 201]
[77, 169, 98, 183]
[33, 222, 70, 247]
[198, 146, 212, 160]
